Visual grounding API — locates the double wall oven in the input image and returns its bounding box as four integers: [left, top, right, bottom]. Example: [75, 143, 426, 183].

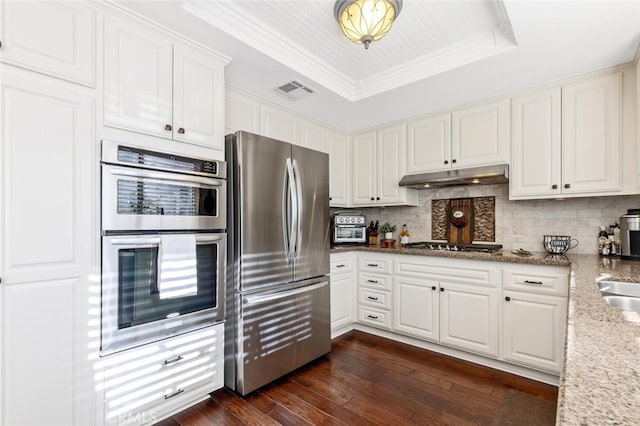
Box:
[100, 140, 226, 354]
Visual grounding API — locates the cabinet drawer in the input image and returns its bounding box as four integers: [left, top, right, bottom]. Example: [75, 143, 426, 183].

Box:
[331, 255, 354, 274]
[102, 325, 223, 423]
[359, 306, 391, 329]
[395, 256, 499, 287]
[359, 273, 392, 291]
[359, 255, 392, 274]
[503, 267, 569, 296]
[359, 288, 391, 310]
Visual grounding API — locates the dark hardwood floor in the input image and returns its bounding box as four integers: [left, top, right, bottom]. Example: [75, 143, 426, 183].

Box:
[157, 331, 558, 425]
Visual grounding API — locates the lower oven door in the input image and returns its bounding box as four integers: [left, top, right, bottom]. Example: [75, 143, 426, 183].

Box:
[101, 232, 226, 354]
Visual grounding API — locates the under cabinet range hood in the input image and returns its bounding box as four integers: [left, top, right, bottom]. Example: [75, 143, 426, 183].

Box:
[399, 164, 509, 189]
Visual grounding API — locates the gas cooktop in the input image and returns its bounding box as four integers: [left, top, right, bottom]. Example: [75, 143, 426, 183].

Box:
[403, 241, 503, 253]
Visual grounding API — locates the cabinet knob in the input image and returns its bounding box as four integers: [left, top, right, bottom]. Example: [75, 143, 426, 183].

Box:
[444, 160, 449, 165]
[564, 183, 571, 189]
[440, 287, 444, 292]
[376, 197, 380, 201]
[164, 124, 172, 131]
[370, 197, 374, 201]
[505, 296, 511, 301]
[329, 197, 332, 200]
[178, 127, 185, 134]
[452, 159, 457, 164]
[552, 184, 558, 190]
[431, 286, 436, 291]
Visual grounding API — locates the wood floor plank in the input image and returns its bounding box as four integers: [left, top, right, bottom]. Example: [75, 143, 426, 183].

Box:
[166, 331, 558, 426]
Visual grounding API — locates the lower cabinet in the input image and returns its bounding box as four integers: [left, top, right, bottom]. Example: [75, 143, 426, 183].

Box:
[330, 253, 355, 335]
[393, 276, 439, 341]
[99, 324, 224, 426]
[357, 253, 393, 330]
[439, 281, 499, 358]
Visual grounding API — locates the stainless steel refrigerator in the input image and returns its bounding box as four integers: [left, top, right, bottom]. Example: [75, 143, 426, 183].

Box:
[224, 131, 331, 395]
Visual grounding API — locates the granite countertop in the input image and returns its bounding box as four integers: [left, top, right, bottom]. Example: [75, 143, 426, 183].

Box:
[331, 246, 640, 424]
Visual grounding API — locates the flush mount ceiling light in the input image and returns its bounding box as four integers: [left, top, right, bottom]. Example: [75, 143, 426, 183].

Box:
[334, 0, 403, 50]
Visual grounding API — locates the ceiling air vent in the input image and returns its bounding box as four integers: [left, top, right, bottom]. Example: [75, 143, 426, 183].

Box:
[274, 80, 316, 101]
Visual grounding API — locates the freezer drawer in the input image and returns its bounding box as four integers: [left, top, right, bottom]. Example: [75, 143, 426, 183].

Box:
[234, 279, 331, 395]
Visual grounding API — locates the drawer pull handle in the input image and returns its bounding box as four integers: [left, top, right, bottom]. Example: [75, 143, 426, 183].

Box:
[164, 388, 184, 400]
[367, 279, 379, 284]
[367, 314, 379, 319]
[367, 296, 379, 301]
[367, 263, 379, 267]
[336, 264, 346, 268]
[524, 280, 543, 285]
[163, 355, 184, 365]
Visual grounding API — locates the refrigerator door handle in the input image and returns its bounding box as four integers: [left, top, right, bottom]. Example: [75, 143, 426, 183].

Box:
[288, 158, 299, 261]
[282, 158, 297, 263]
[292, 158, 303, 259]
[244, 281, 328, 305]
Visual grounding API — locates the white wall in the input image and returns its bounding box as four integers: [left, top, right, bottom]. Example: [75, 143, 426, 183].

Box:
[358, 186, 640, 255]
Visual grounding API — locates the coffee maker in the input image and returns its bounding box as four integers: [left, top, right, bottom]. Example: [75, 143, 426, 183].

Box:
[620, 209, 640, 260]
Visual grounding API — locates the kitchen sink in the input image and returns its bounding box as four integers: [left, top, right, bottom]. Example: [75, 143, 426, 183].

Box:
[597, 280, 640, 298]
[597, 279, 640, 313]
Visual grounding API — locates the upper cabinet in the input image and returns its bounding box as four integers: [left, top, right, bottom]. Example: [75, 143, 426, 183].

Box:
[406, 98, 509, 173]
[352, 124, 418, 207]
[104, 15, 227, 151]
[452, 98, 510, 168]
[0, 1, 96, 86]
[301, 120, 328, 153]
[510, 72, 623, 199]
[260, 104, 300, 145]
[225, 89, 260, 135]
[327, 130, 351, 207]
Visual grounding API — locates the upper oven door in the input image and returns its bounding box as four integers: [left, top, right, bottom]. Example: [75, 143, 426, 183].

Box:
[102, 164, 226, 231]
[101, 232, 226, 354]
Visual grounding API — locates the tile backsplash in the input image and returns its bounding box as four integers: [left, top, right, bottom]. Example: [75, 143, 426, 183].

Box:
[356, 184, 640, 255]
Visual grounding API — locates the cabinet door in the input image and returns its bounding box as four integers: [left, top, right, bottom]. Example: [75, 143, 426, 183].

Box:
[173, 44, 225, 150]
[225, 89, 260, 134]
[330, 274, 354, 332]
[351, 131, 377, 205]
[377, 124, 406, 203]
[503, 291, 566, 373]
[301, 120, 327, 153]
[510, 87, 562, 198]
[260, 104, 300, 144]
[1, 67, 94, 425]
[407, 113, 451, 173]
[104, 15, 173, 139]
[327, 130, 351, 207]
[393, 277, 439, 341]
[452, 99, 510, 168]
[0, 1, 95, 86]
[439, 282, 498, 357]
[562, 72, 621, 194]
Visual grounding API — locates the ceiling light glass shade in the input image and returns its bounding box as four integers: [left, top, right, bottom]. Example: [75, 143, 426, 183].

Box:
[334, 0, 403, 49]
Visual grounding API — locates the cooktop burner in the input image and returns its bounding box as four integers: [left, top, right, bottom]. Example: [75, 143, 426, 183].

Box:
[403, 241, 503, 253]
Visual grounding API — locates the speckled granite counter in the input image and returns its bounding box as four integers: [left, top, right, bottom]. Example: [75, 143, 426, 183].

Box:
[331, 247, 640, 425]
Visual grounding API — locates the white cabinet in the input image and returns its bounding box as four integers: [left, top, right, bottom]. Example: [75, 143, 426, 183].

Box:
[405, 99, 509, 174]
[225, 88, 260, 135]
[0, 66, 94, 426]
[451, 98, 510, 168]
[260, 104, 300, 144]
[357, 253, 392, 330]
[330, 253, 355, 336]
[406, 113, 451, 173]
[301, 120, 327, 153]
[439, 281, 499, 358]
[104, 15, 226, 150]
[0, 1, 96, 86]
[352, 124, 418, 206]
[510, 72, 622, 199]
[393, 276, 439, 341]
[562, 72, 621, 194]
[502, 266, 568, 373]
[100, 324, 224, 426]
[510, 87, 562, 198]
[327, 130, 351, 207]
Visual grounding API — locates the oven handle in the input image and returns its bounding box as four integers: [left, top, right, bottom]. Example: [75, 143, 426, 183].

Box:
[108, 235, 224, 246]
[107, 166, 223, 187]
